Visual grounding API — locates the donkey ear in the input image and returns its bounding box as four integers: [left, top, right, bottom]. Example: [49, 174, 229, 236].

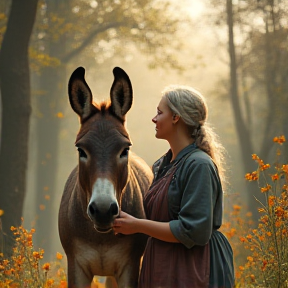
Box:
[110, 67, 133, 121]
[68, 67, 97, 123]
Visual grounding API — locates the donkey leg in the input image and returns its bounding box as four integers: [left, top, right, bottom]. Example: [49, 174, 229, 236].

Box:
[67, 257, 94, 288]
[116, 262, 141, 288]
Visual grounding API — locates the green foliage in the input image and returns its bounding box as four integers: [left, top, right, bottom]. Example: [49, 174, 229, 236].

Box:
[32, 0, 189, 71]
[1, 0, 190, 71]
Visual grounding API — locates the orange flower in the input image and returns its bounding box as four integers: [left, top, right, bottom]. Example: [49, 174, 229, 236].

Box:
[261, 260, 268, 271]
[246, 234, 253, 240]
[282, 164, 288, 173]
[247, 256, 253, 262]
[239, 237, 247, 243]
[246, 212, 253, 217]
[268, 196, 276, 206]
[261, 187, 268, 193]
[60, 280, 68, 288]
[56, 112, 64, 118]
[4, 269, 12, 275]
[252, 154, 259, 160]
[245, 171, 258, 181]
[275, 207, 284, 218]
[260, 215, 269, 224]
[226, 228, 236, 238]
[2, 259, 9, 266]
[245, 173, 251, 180]
[273, 135, 286, 144]
[33, 252, 42, 259]
[235, 270, 242, 279]
[258, 235, 265, 241]
[275, 220, 282, 227]
[27, 234, 33, 242]
[45, 279, 54, 287]
[42, 263, 50, 271]
[56, 252, 63, 260]
[233, 205, 241, 211]
[260, 163, 270, 171]
[271, 174, 279, 181]
[250, 274, 255, 282]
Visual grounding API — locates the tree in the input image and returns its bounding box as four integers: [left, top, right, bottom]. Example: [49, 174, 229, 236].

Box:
[226, 0, 256, 215]
[208, 0, 288, 219]
[0, 0, 39, 257]
[26, 0, 190, 256]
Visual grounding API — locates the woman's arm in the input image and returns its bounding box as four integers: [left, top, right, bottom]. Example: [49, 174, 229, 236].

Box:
[113, 211, 180, 243]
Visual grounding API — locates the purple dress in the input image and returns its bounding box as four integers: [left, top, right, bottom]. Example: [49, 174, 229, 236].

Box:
[138, 146, 234, 288]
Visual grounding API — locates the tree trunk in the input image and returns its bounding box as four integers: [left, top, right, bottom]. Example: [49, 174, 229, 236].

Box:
[0, 0, 38, 257]
[226, 0, 259, 220]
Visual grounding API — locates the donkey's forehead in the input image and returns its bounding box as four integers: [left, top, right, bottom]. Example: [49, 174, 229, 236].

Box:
[75, 114, 130, 144]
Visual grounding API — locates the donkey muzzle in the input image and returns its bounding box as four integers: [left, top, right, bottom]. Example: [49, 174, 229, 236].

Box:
[87, 201, 119, 231]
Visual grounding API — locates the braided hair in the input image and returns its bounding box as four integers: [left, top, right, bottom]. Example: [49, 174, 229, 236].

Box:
[162, 85, 226, 181]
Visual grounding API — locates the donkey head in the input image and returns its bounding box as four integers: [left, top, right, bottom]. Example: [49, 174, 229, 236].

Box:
[68, 67, 133, 233]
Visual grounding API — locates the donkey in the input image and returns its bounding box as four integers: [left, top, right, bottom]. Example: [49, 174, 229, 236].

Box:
[58, 66, 153, 288]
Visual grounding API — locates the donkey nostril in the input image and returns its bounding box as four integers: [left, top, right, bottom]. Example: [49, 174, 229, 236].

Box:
[110, 202, 118, 216]
[89, 202, 98, 216]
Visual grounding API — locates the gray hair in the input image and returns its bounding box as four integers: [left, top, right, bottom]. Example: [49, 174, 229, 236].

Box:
[162, 85, 207, 130]
[162, 85, 226, 182]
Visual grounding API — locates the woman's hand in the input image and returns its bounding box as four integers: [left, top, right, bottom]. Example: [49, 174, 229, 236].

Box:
[113, 211, 139, 235]
[113, 211, 180, 243]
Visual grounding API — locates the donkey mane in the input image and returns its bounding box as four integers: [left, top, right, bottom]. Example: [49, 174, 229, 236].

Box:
[93, 100, 111, 113]
[75, 100, 124, 143]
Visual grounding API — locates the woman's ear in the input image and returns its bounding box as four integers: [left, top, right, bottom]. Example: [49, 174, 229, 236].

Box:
[172, 114, 180, 124]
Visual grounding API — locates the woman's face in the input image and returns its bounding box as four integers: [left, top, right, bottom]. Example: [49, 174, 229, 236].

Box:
[152, 96, 174, 140]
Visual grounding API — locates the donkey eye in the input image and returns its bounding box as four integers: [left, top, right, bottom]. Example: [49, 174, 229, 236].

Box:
[120, 147, 129, 158]
[77, 147, 87, 158]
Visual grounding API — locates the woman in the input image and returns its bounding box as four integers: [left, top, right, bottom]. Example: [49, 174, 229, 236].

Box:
[113, 85, 235, 288]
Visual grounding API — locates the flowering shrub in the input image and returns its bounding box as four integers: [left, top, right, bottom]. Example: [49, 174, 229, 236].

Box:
[0, 222, 107, 288]
[220, 202, 254, 283]
[238, 136, 288, 287]
[0, 223, 67, 288]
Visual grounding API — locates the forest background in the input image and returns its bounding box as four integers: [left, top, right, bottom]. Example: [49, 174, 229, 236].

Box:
[0, 0, 287, 268]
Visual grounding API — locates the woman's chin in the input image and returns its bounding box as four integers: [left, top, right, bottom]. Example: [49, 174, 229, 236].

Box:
[155, 133, 163, 140]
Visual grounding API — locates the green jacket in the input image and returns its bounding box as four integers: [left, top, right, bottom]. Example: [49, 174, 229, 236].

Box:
[152, 143, 223, 249]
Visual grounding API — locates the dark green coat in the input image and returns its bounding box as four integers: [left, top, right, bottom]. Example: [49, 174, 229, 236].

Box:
[151, 143, 235, 287]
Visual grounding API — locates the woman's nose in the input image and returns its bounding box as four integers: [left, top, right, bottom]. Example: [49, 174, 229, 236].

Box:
[152, 116, 157, 123]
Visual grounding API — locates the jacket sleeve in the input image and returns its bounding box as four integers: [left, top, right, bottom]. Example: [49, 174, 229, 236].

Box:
[169, 160, 219, 248]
